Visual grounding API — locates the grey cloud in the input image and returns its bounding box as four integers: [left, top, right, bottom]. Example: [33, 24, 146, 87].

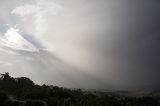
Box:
[0, 0, 159, 90]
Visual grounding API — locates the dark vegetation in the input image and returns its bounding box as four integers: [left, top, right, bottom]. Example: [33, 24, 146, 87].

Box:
[0, 72, 160, 106]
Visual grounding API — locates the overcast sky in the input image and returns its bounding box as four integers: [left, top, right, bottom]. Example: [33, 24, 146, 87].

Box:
[0, 0, 159, 90]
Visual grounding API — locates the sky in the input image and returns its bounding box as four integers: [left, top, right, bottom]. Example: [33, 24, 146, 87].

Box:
[0, 0, 159, 90]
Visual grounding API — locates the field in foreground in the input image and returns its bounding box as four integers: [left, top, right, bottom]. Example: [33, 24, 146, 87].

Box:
[0, 72, 160, 106]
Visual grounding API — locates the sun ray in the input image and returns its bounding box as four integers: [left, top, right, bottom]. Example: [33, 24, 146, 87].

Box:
[1, 27, 37, 51]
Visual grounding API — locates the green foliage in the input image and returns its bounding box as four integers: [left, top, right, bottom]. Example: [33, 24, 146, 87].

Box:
[0, 72, 160, 106]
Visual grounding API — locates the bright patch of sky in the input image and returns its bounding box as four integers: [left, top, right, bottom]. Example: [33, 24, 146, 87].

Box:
[0, 27, 38, 51]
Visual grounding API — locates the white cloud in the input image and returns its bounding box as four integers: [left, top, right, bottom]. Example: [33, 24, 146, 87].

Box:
[11, 0, 114, 72]
[0, 27, 37, 51]
[12, 4, 39, 17]
[12, 0, 63, 48]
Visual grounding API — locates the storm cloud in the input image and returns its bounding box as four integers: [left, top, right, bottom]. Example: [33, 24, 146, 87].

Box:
[0, 0, 159, 90]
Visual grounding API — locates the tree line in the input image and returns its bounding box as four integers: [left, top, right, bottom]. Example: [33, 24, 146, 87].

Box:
[0, 72, 160, 106]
